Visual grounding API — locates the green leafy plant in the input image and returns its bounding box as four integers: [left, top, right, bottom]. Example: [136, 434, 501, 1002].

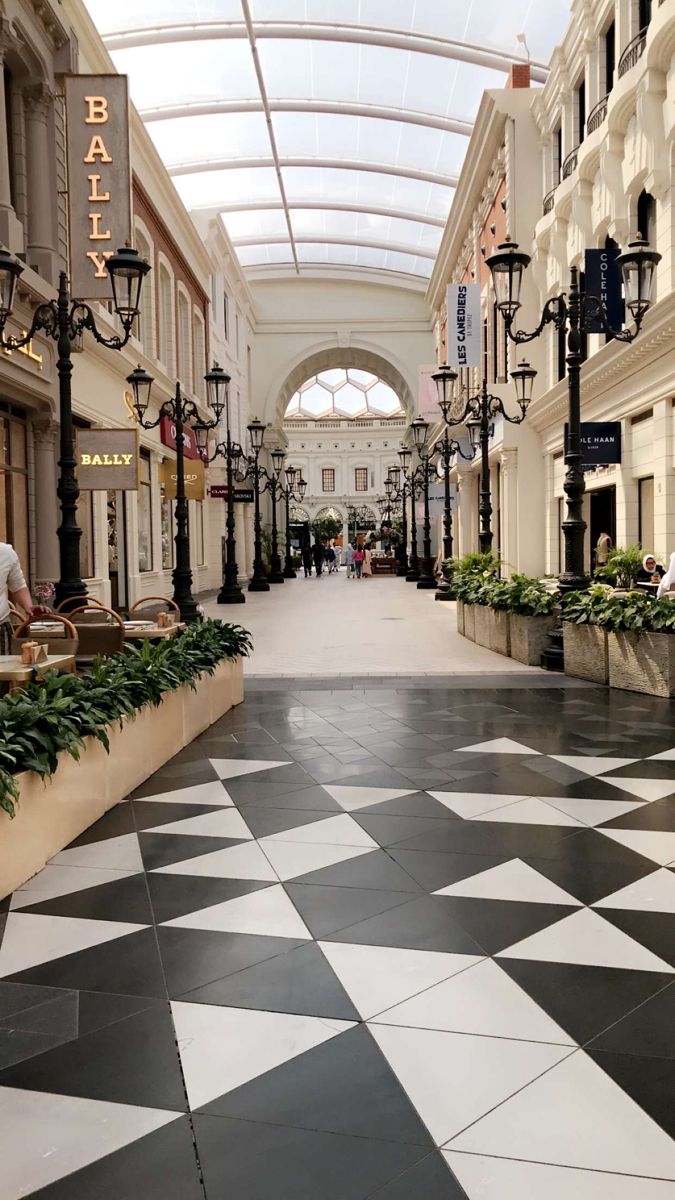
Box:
[0, 620, 251, 818]
[560, 586, 613, 625]
[312, 515, 342, 542]
[595, 544, 649, 589]
[489, 575, 557, 617]
[560, 589, 675, 634]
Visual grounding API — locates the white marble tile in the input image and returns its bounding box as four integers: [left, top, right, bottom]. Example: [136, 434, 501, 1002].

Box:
[374, 958, 575, 1045]
[368, 1024, 570, 1146]
[444, 1151, 675, 1198]
[0, 1086, 179, 1199]
[10, 865, 140, 910]
[542, 795, 646, 827]
[593, 868, 675, 913]
[647, 748, 675, 762]
[323, 785, 417, 812]
[152, 841, 278, 881]
[433, 859, 580, 906]
[473, 798, 582, 827]
[146, 807, 253, 840]
[427, 793, 527, 819]
[260, 813, 378, 848]
[496, 908, 674, 973]
[598, 828, 675, 867]
[258, 840, 375, 882]
[0, 913, 146, 978]
[51, 833, 143, 873]
[318, 941, 482, 1020]
[448, 1049, 675, 1179]
[598, 777, 675, 803]
[209, 758, 291, 780]
[171, 1002, 354, 1110]
[455, 738, 541, 756]
[551, 756, 638, 777]
[137, 781, 234, 807]
[163, 883, 311, 939]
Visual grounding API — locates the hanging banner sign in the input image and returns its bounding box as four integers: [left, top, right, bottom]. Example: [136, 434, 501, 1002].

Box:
[418, 365, 441, 420]
[159, 415, 202, 461]
[584, 248, 624, 333]
[160, 457, 205, 501]
[65, 75, 132, 300]
[76, 428, 139, 490]
[564, 421, 622, 465]
[446, 283, 481, 369]
[209, 484, 254, 503]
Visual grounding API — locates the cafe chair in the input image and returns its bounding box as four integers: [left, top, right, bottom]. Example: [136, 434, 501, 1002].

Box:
[68, 605, 125, 666]
[11, 614, 79, 659]
[8, 602, 28, 628]
[129, 595, 180, 620]
[55, 595, 105, 614]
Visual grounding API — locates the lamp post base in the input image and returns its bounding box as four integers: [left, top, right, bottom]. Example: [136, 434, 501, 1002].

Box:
[406, 567, 420, 582]
[248, 576, 270, 592]
[283, 564, 297, 579]
[417, 575, 437, 590]
[268, 571, 285, 584]
[435, 584, 453, 601]
[541, 624, 565, 671]
[217, 583, 246, 604]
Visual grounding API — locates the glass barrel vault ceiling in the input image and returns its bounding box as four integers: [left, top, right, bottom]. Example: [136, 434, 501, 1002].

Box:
[85, 0, 571, 285]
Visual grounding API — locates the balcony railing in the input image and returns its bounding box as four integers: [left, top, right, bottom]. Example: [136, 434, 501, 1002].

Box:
[543, 187, 557, 215]
[618, 27, 648, 78]
[587, 94, 608, 135]
[562, 146, 579, 180]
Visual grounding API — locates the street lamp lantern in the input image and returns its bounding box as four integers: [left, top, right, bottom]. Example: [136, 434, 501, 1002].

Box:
[247, 417, 266, 452]
[398, 444, 412, 471]
[204, 362, 230, 423]
[466, 415, 481, 453]
[511, 360, 538, 416]
[193, 420, 211, 457]
[126, 364, 154, 421]
[271, 447, 286, 477]
[285, 464, 297, 486]
[384, 476, 393, 498]
[486, 240, 531, 319]
[410, 416, 429, 449]
[616, 234, 660, 321]
[431, 364, 458, 419]
[105, 246, 151, 326]
[0, 248, 23, 324]
[297, 476, 307, 500]
[388, 465, 401, 489]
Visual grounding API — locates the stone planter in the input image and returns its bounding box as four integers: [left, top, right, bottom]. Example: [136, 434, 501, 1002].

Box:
[473, 605, 492, 648]
[463, 604, 476, 642]
[0, 657, 244, 898]
[489, 610, 511, 657]
[608, 631, 675, 698]
[509, 612, 557, 666]
[563, 623, 609, 685]
[456, 600, 465, 636]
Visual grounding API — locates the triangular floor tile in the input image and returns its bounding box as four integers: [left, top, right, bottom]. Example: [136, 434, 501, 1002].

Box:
[648, 748, 675, 762]
[473, 798, 582, 827]
[259, 841, 374, 882]
[369, 1153, 467, 1199]
[497, 908, 674, 973]
[444, 1151, 675, 1198]
[179, 942, 359, 1021]
[286, 884, 413, 940]
[209, 758, 290, 780]
[0, 913, 146, 978]
[152, 841, 278, 881]
[139, 832, 247, 872]
[369, 1024, 570, 1146]
[587, 1047, 675, 1136]
[51, 833, 143, 873]
[201, 1024, 432, 1146]
[4, 928, 168, 999]
[594, 868, 675, 913]
[373, 958, 574, 1045]
[17, 873, 154, 926]
[433, 859, 580, 906]
[551, 755, 638, 776]
[428, 896, 577, 956]
[448, 1049, 675, 1177]
[599, 828, 675, 867]
[163, 884, 311, 940]
[599, 776, 675, 803]
[456, 738, 541, 756]
[10, 865, 140, 910]
[317, 942, 481, 1020]
[542, 795, 646, 827]
[145, 808, 253, 840]
[427, 792, 526, 819]
[0, 1085, 179, 1198]
[135, 781, 233, 806]
[171, 1001, 354, 1109]
[261, 813, 378, 848]
[236, 807, 336, 840]
[146, 874, 272, 924]
[323, 785, 417, 812]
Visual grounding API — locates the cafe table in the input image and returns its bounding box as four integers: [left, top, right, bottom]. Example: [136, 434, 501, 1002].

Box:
[0, 653, 76, 691]
[122, 620, 186, 640]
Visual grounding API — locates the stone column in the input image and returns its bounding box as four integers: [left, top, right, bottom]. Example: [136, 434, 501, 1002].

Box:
[23, 82, 57, 283]
[499, 450, 518, 576]
[33, 418, 60, 583]
[653, 398, 675, 556]
[0, 25, 24, 252]
[455, 467, 474, 557]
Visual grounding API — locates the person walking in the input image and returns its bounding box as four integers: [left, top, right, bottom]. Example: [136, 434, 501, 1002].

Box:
[0, 542, 49, 652]
[312, 538, 325, 577]
[353, 545, 364, 579]
[363, 546, 373, 579]
[325, 543, 336, 574]
[595, 531, 612, 573]
[302, 542, 313, 578]
[343, 542, 355, 579]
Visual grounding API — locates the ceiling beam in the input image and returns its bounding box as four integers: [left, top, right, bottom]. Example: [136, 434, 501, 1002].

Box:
[197, 200, 446, 228]
[232, 234, 436, 260]
[169, 155, 458, 189]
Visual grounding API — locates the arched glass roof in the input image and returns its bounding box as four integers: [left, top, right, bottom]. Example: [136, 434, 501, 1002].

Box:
[85, 0, 571, 284]
[285, 369, 404, 420]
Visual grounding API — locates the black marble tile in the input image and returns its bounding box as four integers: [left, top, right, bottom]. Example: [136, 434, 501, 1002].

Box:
[599, 909, 675, 969]
[0, 981, 67, 1021]
[0, 1027, 71, 1069]
[238, 806, 338, 839]
[132, 763, 218, 798]
[132, 798, 230, 831]
[392, 821, 578, 860]
[146, 873, 271, 924]
[367, 1152, 469, 1199]
[389, 849, 508, 893]
[156, 927, 307, 996]
[19, 873, 154, 925]
[288, 849, 423, 893]
[284, 883, 413, 939]
[353, 813, 457, 847]
[64, 804, 136, 848]
[139, 832, 247, 871]
[587, 1048, 675, 1136]
[521, 853, 656, 906]
[224, 780, 336, 806]
[7, 928, 168, 999]
[588, 980, 675, 1058]
[322, 895, 485, 955]
[599, 798, 675, 832]
[432, 895, 578, 955]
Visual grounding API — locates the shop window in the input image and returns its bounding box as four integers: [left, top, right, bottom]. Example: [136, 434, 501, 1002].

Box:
[160, 472, 174, 570]
[637, 190, 656, 247]
[138, 450, 153, 572]
[638, 476, 655, 550]
[354, 467, 368, 492]
[322, 467, 335, 492]
[0, 409, 29, 575]
[576, 76, 586, 146]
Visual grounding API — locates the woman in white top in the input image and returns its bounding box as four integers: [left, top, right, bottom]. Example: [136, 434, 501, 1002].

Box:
[0, 542, 47, 653]
[657, 552, 675, 599]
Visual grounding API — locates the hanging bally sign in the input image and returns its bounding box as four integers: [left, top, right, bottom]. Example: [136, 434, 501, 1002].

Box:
[64, 75, 132, 300]
[446, 283, 481, 369]
[76, 429, 139, 490]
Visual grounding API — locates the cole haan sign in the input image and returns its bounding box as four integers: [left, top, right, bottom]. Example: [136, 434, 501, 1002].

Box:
[65, 75, 132, 300]
[76, 429, 139, 490]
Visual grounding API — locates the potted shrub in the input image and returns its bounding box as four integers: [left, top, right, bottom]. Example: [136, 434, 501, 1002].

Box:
[595, 544, 647, 590]
[560, 587, 612, 684]
[453, 553, 499, 643]
[593, 592, 675, 697]
[502, 578, 558, 666]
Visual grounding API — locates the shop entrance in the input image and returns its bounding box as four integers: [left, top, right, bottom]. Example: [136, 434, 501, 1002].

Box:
[107, 490, 129, 611]
[590, 485, 616, 567]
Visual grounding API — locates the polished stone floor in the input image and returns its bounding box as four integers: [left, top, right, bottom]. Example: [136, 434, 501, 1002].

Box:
[1, 679, 675, 1198]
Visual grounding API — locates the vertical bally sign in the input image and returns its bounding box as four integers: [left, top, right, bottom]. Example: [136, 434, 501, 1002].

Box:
[65, 75, 132, 299]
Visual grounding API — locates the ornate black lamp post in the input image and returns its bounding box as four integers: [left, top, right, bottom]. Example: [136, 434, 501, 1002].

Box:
[266, 447, 286, 584]
[347, 503, 372, 546]
[397, 444, 420, 582]
[409, 416, 438, 590]
[128, 362, 226, 622]
[193, 364, 247, 605]
[433, 428, 472, 601]
[246, 418, 270, 593]
[281, 465, 307, 578]
[0, 247, 149, 610]
[486, 235, 660, 590]
[387, 463, 408, 577]
[433, 365, 536, 555]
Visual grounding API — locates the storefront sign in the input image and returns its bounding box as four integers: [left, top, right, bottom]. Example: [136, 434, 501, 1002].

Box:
[565, 421, 622, 465]
[76, 428, 139, 490]
[160, 457, 205, 501]
[159, 415, 202, 461]
[209, 485, 253, 502]
[65, 75, 132, 299]
[446, 283, 481, 369]
[584, 248, 624, 333]
[2, 330, 43, 369]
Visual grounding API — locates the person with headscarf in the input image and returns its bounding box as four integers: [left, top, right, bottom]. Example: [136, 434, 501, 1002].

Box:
[657, 552, 675, 599]
[636, 553, 665, 595]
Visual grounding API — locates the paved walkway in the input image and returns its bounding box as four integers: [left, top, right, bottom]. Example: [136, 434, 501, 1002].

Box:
[204, 573, 535, 678]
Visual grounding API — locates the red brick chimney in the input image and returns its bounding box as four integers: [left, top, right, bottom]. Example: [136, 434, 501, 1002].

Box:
[508, 63, 531, 89]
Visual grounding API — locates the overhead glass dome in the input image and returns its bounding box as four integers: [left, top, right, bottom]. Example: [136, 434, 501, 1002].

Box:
[84, 0, 570, 284]
[285, 369, 404, 420]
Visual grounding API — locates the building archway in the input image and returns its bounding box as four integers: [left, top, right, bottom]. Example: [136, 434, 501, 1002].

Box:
[275, 345, 413, 426]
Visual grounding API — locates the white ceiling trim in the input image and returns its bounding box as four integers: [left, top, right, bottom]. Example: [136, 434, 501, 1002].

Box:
[168, 156, 458, 189]
[139, 98, 473, 137]
[195, 201, 446, 228]
[232, 235, 436, 260]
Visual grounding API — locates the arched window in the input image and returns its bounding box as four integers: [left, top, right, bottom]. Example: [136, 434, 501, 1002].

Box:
[134, 227, 154, 354]
[637, 190, 656, 246]
[285, 369, 404, 420]
[158, 263, 174, 373]
[193, 310, 206, 400]
[177, 289, 191, 391]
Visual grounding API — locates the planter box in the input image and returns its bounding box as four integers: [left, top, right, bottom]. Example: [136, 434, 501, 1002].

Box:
[463, 604, 476, 642]
[456, 600, 465, 636]
[489, 610, 511, 657]
[608, 631, 675, 698]
[0, 656, 244, 899]
[509, 612, 557, 666]
[563, 623, 609, 684]
[473, 605, 492, 648]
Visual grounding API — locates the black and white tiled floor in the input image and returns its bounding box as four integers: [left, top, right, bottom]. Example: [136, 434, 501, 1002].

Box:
[1, 680, 675, 1197]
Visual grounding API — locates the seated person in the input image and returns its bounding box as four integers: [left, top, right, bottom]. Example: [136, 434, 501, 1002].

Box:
[636, 554, 665, 589]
